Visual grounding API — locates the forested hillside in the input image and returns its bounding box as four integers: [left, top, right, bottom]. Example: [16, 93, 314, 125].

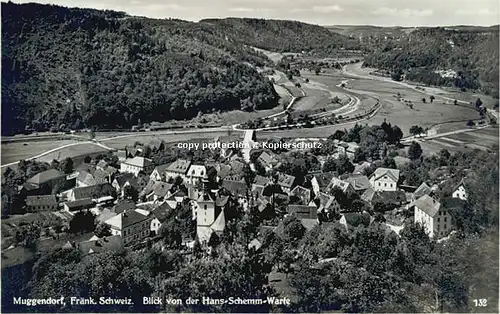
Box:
[363, 27, 499, 97]
[200, 18, 361, 54]
[1, 3, 279, 135]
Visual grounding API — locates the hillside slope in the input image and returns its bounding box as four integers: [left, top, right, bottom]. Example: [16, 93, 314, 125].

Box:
[200, 18, 361, 54]
[363, 27, 499, 97]
[1, 3, 279, 135]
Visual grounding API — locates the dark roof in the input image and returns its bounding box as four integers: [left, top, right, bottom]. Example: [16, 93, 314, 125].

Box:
[372, 190, 407, 204]
[78, 235, 124, 255]
[26, 195, 57, 206]
[342, 212, 371, 228]
[27, 169, 65, 185]
[215, 195, 230, 207]
[221, 180, 247, 197]
[254, 175, 269, 187]
[65, 198, 95, 209]
[72, 183, 114, 200]
[441, 197, 467, 209]
[346, 175, 371, 191]
[153, 163, 170, 174]
[152, 182, 173, 197]
[113, 173, 137, 188]
[166, 159, 191, 174]
[229, 160, 245, 174]
[277, 173, 295, 188]
[313, 172, 337, 189]
[287, 204, 317, 219]
[152, 202, 174, 223]
[216, 164, 232, 179]
[23, 182, 40, 191]
[122, 210, 150, 227]
[113, 199, 136, 214]
[290, 186, 311, 203]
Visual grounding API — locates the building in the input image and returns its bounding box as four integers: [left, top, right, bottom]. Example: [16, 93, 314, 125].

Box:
[452, 179, 468, 201]
[353, 161, 372, 175]
[77, 235, 124, 257]
[327, 177, 354, 194]
[63, 198, 95, 212]
[146, 181, 173, 202]
[369, 168, 400, 192]
[120, 156, 154, 176]
[257, 151, 279, 171]
[164, 159, 191, 181]
[413, 182, 436, 202]
[346, 174, 372, 194]
[150, 202, 174, 235]
[25, 195, 58, 212]
[315, 192, 341, 216]
[186, 165, 207, 186]
[289, 186, 312, 204]
[287, 204, 319, 230]
[105, 209, 152, 246]
[310, 172, 337, 194]
[150, 164, 170, 181]
[68, 183, 115, 202]
[339, 212, 372, 231]
[276, 173, 295, 194]
[413, 195, 451, 238]
[26, 169, 66, 192]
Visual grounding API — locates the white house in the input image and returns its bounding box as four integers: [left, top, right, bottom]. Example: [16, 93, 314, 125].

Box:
[369, 168, 400, 192]
[413, 195, 452, 238]
[150, 202, 174, 235]
[186, 165, 207, 186]
[452, 180, 468, 201]
[120, 157, 154, 176]
[150, 164, 169, 181]
[104, 209, 152, 246]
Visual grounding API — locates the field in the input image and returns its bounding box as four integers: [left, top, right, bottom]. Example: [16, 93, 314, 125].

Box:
[1, 140, 79, 164]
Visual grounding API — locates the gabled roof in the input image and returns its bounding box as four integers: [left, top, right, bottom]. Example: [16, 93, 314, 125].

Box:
[370, 168, 400, 182]
[27, 169, 65, 185]
[254, 175, 270, 187]
[105, 209, 150, 230]
[414, 182, 432, 199]
[316, 192, 338, 212]
[187, 165, 206, 177]
[258, 151, 275, 165]
[276, 173, 295, 188]
[78, 235, 124, 256]
[328, 177, 351, 193]
[413, 195, 441, 217]
[152, 164, 170, 175]
[26, 195, 57, 206]
[353, 161, 372, 175]
[313, 172, 337, 189]
[93, 168, 112, 183]
[64, 198, 94, 209]
[152, 202, 174, 223]
[287, 204, 317, 219]
[166, 159, 191, 174]
[122, 156, 153, 168]
[72, 183, 114, 200]
[290, 185, 311, 203]
[361, 188, 375, 202]
[96, 159, 108, 169]
[221, 180, 247, 197]
[113, 173, 137, 188]
[148, 139, 163, 150]
[346, 174, 371, 191]
[215, 195, 230, 207]
[215, 164, 232, 179]
[229, 160, 245, 174]
[77, 170, 96, 186]
[341, 212, 372, 228]
[113, 199, 136, 214]
[152, 182, 173, 197]
[372, 190, 407, 204]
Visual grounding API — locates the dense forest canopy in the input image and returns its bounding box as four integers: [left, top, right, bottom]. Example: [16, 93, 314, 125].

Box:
[200, 18, 363, 54]
[1, 3, 281, 135]
[363, 27, 499, 97]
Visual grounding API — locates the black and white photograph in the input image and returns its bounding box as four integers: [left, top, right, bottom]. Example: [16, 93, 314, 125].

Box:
[1, 0, 499, 312]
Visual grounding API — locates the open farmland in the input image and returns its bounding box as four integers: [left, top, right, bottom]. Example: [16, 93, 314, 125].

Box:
[1, 140, 79, 164]
[34, 143, 110, 163]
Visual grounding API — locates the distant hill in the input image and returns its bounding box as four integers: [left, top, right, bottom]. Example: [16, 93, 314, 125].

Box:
[200, 18, 362, 54]
[363, 27, 499, 97]
[325, 25, 415, 38]
[1, 3, 279, 135]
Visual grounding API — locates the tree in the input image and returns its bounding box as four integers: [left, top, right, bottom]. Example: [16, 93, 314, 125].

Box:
[408, 141, 423, 160]
[60, 157, 74, 174]
[475, 98, 483, 109]
[281, 215, 306, 246]
[94, 222, 112, 238]
[409, 125, 424, 136]
[335, 154, 354, 175]
[391, 69, 403, 81]
[69, 211, 95, 234]
[315, 67, 321, 75]
[242, 164, 255, 188]
[454, 99, 458, 105]
[422, 98, 427, 103]
[123, 185, 139, 202]
[391, 125, 403, 144]
[430, 95, 435, 103]
[83, 155, 92, 164]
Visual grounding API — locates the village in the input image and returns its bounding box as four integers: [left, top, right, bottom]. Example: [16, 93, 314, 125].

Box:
[2, 127, 471, 258]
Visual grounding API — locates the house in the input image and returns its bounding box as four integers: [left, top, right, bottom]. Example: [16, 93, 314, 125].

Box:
[96, 159, 108, 170]
[105, 209, 152, 246]
[165, 159, 191, 181]
[346, 174, 372, 194]
[77, 235, 124, 257]
[146, 181, 173, 202]
[413, 182, 435, 201]
[353, 161, 372, 175]
[63, 198, 95, 212]
[26, 169, 66, 192]
[225, 160, 246, 181]
[150, 202, 174, 235]
[257, 151, 278, 171]
[253, 175, 270, 189]
[93, 168, 116, 184]
[221, 179, 249, 210]
[452, 179, 468, 201]
[339, 212, 372, 231]
[150, 164, 170, 181]
[115, 150, 127, 162]
[186, 165, 207, 186]
[413, 195, 451, 238]
[371, 190, 408, 208]
[112, 199, 136, 214]
[112, 173, 147, 197]
[25, 195, 58, 212]
[289, 186, 312, 205]
[120, 156, 154, 176]
[361, 188, 375, 203]
[344, 142, 360, 160]
[369, 168, 400, 192]
[327, 177, 354, 194]
[276, 173, 295, 194]
[148, 139, 164, 152]
[287, 204, 319, 230]
[310, 172, 336, 194]
[68, 183, 115, 202]
[315, 192, 341, 216]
